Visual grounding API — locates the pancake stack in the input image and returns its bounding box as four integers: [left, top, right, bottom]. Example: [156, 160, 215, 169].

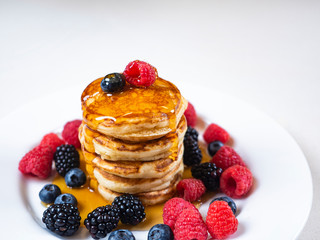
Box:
[79, 77, 188, 205]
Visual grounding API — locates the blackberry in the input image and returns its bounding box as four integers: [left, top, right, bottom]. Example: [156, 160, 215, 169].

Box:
[191, 162, 223, 191]
[54, 144, 80, 176]
[183, 127, 202, 166]
[112, 194, 146, 226]
[84, 205, 120, 239]
[42, 203, 81, 236]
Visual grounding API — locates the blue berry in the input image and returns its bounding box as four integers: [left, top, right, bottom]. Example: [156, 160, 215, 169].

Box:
[148, 224, 174, 240]
[101, 73, 126, 93]
[210, 196, 237, 215]
[65, 168, 86, 187]
[39, 184, 61, 204]
[54, 193, 77, 206]
[108, 229, 135, 240]
[207, 140, 224, 157]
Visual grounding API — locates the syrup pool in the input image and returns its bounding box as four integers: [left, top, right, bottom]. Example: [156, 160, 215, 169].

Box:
[52, 145, 214, 231]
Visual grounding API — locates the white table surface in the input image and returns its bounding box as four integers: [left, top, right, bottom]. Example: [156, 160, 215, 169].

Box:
[1, 0, 319, 239]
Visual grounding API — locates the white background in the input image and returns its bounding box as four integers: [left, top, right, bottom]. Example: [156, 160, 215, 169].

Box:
[0, 0, 319, 239]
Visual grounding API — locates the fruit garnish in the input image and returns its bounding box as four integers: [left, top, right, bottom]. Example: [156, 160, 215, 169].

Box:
[191, 162, 223, 191]
[61, 119, 82, 148]
[123, 60, 157, 87]
[39, 184, 61, 204]
[183, 126, 202, 166]
[176, 178, 206, 202]
[148, 224, 174, 240]
[40, 133, 65, 151]
[210, 196, 237, 215]
[184, 102, 197, 127]
[54, 193, 78, 206]
[101, 73, 126, 93]
[109, 229, 136, 240]
[220, 165, 253, 198]
[54, 144, 80, 176]
[207, 140, 224, 157]
[65, 168, 86, 187]
[211, 145, 245, 171]
[206, 200, 238, 239]
[203, 123, 230, 144]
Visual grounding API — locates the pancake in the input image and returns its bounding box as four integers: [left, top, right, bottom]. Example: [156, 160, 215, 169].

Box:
[92, 144, 183, 179]
[97, 173, 181, 205]
[81, 115, 187, 161]
[81, 77, 188, 142]
[93, 161, 183, 194]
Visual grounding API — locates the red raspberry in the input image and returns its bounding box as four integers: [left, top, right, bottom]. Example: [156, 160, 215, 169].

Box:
[61, 119, 82, 148]
[203, 123, 230, 144]
[220, 165, 253, 198]
[174, 208, 208, 240]
[18, 145, 54, 179]
[40, 133, 65, 151]
[211, 146, 246, 170]
[184, 102, 197, 127]
[162, 197, 196, 231]
[176, 178, 206, 202]
[206, 200, 238, 239]
[123, 60, 157, 87]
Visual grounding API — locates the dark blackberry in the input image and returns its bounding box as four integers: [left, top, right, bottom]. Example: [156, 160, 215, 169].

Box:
[191, 162, 223, 191]
[84, 205, 120, 239]
[112, 194, 146, 226]
[183, 127, 202, 166]
[42, 203, 81, 236]
[185, 126, 199, 141]
[54, 144, 80, 176]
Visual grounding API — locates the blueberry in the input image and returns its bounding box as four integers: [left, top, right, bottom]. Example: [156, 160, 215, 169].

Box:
[39, 184, 61, 204]
[207, 141, 224, 157]
[210, 196, 237, 215]
[108, 229, 135, 240]
[148, 224, 174, 240]
[101, 73, 126, 93]
[65, 168, 86, 187]
[54, 193, 77, 206]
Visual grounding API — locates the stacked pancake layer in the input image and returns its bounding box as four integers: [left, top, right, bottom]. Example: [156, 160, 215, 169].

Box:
[80, 77, 188, 205]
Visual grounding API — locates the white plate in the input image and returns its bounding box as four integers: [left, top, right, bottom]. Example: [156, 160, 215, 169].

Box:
[0, 83, 312, 240]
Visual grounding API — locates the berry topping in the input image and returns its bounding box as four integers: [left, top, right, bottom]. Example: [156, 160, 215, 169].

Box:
[207, 140, 224, 157]
[61, 119, 82, 148]
[101, 73, 126, 93]
[206, 201, 238, 239]
[42, 203, 81, 236]
[39, 184, 61, 204]
[123, 60, 157, 87]
[40, 133, 65, 151]
[176, 178, 206, 202]
[19, 145, 54, 179]
[112, 194, 146, 226]
[162, 197, 196, 231]
[54, 144, 80, 177]
[183, 126, 202, 166]
[148, 224, 174, 240]
[184, 102, 197, 127]
[210, 196, 237, 215]
[220, 165, 253, 198]
[84, 205, 120, 239]
[109, 229, 136, 240]
[54, 193, 78, 206]
[65, 168, 86, 187]
[191, 162, 223, 191]
[203, 123, 230, 144]
[174, 208, 208, 240]
[211, 146, 246, 171]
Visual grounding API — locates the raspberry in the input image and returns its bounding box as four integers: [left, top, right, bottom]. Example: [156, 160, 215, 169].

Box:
[211, 146, 246, 170]
[203, 123, 230, 144]
[220, 165, 253, 198]
[176, 178, 206, 202]
[174, 208, 208, 240]
[40, 133, 65, 151]
[206, 201, 238, 239]
[61, 119, 82, 148]
[123, 60, 157, 87]
[19, 145, 54, 179]
[184, 102, 197, 127]
[162, 197, 196, 231]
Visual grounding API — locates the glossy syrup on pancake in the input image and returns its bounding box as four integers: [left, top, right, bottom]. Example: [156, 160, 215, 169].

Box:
[81, 77, 181, 132]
